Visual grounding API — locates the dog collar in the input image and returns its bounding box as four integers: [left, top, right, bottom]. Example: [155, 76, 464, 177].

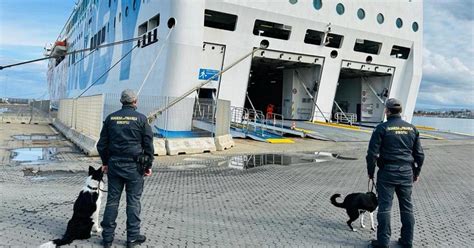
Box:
[87, 185, 98, 191]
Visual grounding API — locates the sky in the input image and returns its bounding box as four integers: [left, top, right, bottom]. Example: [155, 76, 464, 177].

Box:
[0, 0, 473, 110]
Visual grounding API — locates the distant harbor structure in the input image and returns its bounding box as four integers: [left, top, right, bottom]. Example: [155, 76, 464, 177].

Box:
[47, 0, 423, 134]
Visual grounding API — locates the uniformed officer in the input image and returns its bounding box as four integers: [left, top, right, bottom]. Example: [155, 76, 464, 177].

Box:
[97, 89, 154, 248]
[366, 98, 424, 248]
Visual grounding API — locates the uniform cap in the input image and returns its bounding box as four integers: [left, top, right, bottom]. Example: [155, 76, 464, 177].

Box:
[385, 98, 402, 109]
[120, 89, 137, 104]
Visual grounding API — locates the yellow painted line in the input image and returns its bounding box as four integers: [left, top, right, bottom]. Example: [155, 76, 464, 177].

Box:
[266, 138, 295, 144]
[420, 133, 444, 140]
[307, 121, 372, 133]
[415, 125, 436, 131]
[312, 121, 362, 130]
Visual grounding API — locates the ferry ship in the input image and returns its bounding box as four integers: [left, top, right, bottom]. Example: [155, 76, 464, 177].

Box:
[47, 0, 423, 133]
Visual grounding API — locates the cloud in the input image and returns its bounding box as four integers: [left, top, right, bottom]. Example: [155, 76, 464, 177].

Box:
[422, 48, 474, 90]
[0, 46, 49, 99]
[437, 0, 474, 21]
[417, 0, 474, 109]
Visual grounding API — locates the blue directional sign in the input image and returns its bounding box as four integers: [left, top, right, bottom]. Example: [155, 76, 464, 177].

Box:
[198, 68, 220, 81]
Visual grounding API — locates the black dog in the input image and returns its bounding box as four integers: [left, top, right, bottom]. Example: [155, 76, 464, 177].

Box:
[40, 166, 104, 247]
[330, 192, 378, 232]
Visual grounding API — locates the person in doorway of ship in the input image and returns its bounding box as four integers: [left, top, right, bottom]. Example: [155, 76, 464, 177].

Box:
[97, 89, 154, 248]
[266, 104, 274, 119]
[366, 98, 424, 248]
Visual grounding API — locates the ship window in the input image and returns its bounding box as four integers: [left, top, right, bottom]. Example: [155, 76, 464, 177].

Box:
[138, 22, 148, 36]
[313, 0, 322, 10]
[325, 33, 343, 48]
[149, 14, 160, 29]
[336, 3, 345, 15]
[90, 37, 94, 49]
[304, 29, 324, 45]
[412, 22, 419, 32]
[289, 0, 297, 4]
[357, 8, 365, 20]
[253, 19, 291, 40]
[101, 26, 106, 44]
[119, 12, 121, 22]
[204, 9, 237, 31]
[377, 13, 384, 24]
[396, 18, 403, 28]
[114, 17, 116, 28]
[391, 45, 410, 59]
[97, 30, 102, 45]
[354, 39, 381, 55]
[108, 0, 111, 7]
[133, 0, 137, 10]
[125, 7, 129, 17]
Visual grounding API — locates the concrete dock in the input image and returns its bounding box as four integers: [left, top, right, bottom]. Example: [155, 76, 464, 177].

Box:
[0, 122, 473, 247]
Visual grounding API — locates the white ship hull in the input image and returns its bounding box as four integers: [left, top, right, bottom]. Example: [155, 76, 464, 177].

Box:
[48, 0, 423, 131]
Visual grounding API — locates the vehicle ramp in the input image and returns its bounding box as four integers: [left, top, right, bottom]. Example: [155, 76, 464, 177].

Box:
[283, 120, 373, 142]
[416, 127, 473, 140]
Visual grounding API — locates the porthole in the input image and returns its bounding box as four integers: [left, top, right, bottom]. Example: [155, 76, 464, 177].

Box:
[289, 0, 297, 4]
[125, 7, 129, 17]
[313, 0, 322, 10]
[167, 18, 176, 29]
[133, 0, 137, 10]
[336, 3, 345, 15]
[260, 39, 270, 49]
[119, 12, 121, 22]
[330, 50, 338, 58]
[366, 56, 373, 63]
[377, 13, 384, 24]
[396, 18, 403, 28]
[357, 8, 365, 20]
[412, 21, 419, 32]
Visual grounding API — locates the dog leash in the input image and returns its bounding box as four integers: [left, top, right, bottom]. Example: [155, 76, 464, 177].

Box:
[98, 180, 108, 192]
[368, 178, 377, 193]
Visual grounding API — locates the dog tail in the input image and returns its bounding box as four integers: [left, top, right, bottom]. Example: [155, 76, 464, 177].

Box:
[330, 194, 345, 208]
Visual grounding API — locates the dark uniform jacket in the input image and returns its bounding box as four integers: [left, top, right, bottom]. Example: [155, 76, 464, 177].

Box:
[97, 105, 154, 166]
[366, 114, 424, 178]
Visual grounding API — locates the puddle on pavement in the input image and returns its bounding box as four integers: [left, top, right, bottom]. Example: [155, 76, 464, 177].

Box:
[10, 147, 58, 164]
[22, 168, 77, 178]
[12, 134, 60, 141]
[227, 152, 358, 170]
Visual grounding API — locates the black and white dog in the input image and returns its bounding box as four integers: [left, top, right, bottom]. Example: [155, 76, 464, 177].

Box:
[40, 166, 104, 247]
[330, 192, 378, 232]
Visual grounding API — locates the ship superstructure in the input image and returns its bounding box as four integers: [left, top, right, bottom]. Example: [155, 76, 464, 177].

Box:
[47, 0, 423, 132]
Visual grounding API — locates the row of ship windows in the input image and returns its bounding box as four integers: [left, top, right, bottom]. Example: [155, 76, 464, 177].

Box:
[289, 0, 419, 32]
[204, 10, 411, 59]
[69, 0, 136, 51]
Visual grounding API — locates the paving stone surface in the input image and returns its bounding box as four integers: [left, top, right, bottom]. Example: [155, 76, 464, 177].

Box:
[1, 137, 473, 248]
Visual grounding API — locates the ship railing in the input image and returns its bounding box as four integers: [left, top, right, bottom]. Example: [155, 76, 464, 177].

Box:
[334, 112, 357, 125]
[265, 112, 284, 135]
[230, 106, 267, 137]
[193, 99, 215, 122]
[333, 101, 354, 125]
[230, 106, 249, 131]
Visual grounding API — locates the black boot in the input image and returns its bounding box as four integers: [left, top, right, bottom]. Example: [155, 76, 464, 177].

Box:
[371, 239, 389, 248]
[398, 238, 413, 248]
[102, 241, 113, 248]
[127, 235, 146, 248]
